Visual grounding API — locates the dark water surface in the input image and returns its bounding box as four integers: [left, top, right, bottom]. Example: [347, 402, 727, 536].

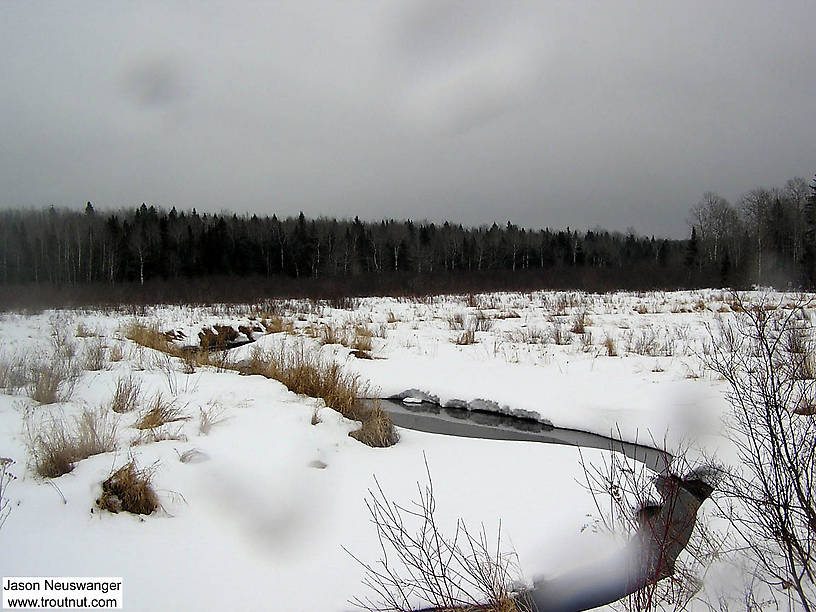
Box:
[361, 397, 670, 472]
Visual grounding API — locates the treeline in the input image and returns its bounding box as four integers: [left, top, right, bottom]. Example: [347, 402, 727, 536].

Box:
[0, 173, 813, 306]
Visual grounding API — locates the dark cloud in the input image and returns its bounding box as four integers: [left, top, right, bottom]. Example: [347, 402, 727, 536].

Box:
[0, 1, 814, 237]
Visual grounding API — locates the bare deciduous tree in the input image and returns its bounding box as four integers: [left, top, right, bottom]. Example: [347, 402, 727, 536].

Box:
[705, 293, 816, 610]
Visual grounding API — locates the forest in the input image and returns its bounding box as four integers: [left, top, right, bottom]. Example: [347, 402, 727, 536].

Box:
[0, 174, 814, 308]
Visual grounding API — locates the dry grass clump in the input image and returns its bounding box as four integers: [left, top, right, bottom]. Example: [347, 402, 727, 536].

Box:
[350, 326, 374, 352]
[198, 402, 227, 434]
[447, 313, 466, 330]
[108, 343, 125, 362]
[474, 311, 493, 332]
[242, 344, 363, 417]
[111, 375, 141, 413]
[96, 460, 158, 515]
[81, 338, 107, 371]
[350, 403, 399, 448]
[26, 407, 118, 478]
[551, 324, 570, 346]
[27, 357, 79, 404]
[135, 393, 188, 430]
[604, 335, 618, 357]
[50, 321, 76, 361]
[0, 353, 28, 391]
[320, 323, 345, 345]
[126, 321, 183, 357]
[570, 311, 591, 335]
[131, 427, 187, 445]
[74, 322, 94, 338]
[241, 343, 397, 447]
[456, 329, 477, 345]
[513, 327, 547, 344]
[261, 315, 294, 334]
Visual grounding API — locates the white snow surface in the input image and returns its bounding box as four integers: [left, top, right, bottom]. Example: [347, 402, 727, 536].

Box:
[0, 289, 810, 610]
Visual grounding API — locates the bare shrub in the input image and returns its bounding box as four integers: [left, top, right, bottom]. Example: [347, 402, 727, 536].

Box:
[0, 457, 16, 531]
[27, 357, 78, 404]
[111, 375, 141, 413]
[96, 460, 158, 515]
[26, 407, 118, 478]
[347, 460, 529, 612]
[632, 328, 660, 356]
[135, 393, 188, 430]
[705, 293, 816, 610]
[81, 338, 107, 371]
[576, 447, 719, 612]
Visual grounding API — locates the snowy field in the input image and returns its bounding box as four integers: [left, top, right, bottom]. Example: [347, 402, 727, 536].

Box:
[0, 289, 812, 610]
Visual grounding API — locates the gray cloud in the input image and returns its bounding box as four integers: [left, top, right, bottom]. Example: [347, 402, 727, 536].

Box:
[0, 1, 814, 237]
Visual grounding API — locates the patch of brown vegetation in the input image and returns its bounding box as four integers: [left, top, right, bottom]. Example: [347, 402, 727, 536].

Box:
[456, 329, 477, 345]
[111, 375, 141, 413]
[240, 344, 396, 447]
[26, 407, 118, 478]
[126, 322, 184, 357]
[96, 460, 158, 515]
[349, 403, 399, 447]
[135, 394, 188, 430]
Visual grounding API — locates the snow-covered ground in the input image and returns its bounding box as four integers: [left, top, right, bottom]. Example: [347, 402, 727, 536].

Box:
[0, 289, 811, 610]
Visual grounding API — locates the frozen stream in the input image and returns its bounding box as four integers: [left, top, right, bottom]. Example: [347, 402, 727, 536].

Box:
[359, 397, 671, 473]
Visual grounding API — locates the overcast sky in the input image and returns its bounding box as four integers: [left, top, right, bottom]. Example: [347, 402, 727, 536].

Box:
[1, 1, 814, 237]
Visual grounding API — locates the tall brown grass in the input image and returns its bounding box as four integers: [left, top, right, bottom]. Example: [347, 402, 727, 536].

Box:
[0, 353, 27, 391]
[27, 357, 79, 404]
[111, 375, 141, 413]
[81, 338, 108, 371]
[125, 321, 184, 357]
[26, 407, 118, 478]
[241, 343, 396, 447]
